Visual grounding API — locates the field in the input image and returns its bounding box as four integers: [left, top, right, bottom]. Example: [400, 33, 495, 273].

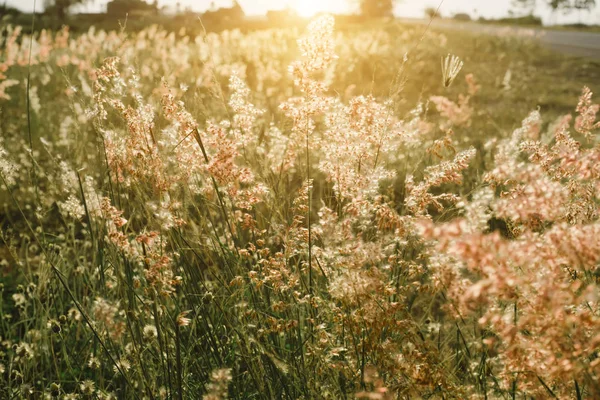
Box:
[0, 15, 599, 399]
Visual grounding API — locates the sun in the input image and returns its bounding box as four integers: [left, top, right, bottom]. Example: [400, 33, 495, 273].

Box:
[290, 0, 329, 17]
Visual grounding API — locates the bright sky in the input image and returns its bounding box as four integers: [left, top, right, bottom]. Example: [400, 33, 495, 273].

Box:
[6, 0, 600, 24]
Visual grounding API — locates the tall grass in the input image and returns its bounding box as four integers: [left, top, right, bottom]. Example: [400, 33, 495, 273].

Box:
[0, 15, 599, 399]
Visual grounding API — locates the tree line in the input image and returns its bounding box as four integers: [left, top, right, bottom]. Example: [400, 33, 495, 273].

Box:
[513, 0, 596, 14]
[8, 0, 597, 24]
[21, 0, 398, 22]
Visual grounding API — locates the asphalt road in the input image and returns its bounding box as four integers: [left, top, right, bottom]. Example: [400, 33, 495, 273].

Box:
[401, 19, 600, 59]
[536, 29, 600, 59]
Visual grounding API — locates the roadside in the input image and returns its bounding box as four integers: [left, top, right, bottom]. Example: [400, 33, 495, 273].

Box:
[399, 18, 600, 59]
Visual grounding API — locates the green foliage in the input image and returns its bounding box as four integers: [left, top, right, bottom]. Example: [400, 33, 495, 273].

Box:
[482, 14, 544, 26]
[43, 0, 88, 21]
[0, 4, 22, 18]
[106, 0, 158, 17]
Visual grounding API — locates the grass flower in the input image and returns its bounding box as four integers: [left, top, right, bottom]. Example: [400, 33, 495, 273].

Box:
[441, 53, 464, 87]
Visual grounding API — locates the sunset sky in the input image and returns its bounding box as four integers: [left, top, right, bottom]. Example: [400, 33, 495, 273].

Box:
[6, 0, 600, 24]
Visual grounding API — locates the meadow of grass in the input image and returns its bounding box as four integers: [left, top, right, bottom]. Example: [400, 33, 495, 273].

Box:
[0, 15, 599, 399]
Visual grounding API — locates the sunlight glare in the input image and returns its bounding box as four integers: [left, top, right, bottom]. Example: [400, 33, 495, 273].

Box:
[291, 0, 329, 17]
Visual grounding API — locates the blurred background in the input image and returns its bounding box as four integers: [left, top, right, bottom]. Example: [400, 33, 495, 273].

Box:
[2, 0, 599, 34]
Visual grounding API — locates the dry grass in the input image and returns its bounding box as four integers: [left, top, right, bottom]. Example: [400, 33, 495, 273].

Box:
[0, 16, 599, 399]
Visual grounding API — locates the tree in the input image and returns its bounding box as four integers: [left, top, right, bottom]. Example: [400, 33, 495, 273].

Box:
[571, 0, 596, 22]
[547, 0, 577, 12]
[424, 6, 441, 19]
[0, 4, 22, 17]
[106, 0, 158, 16]
[44, 0, 88, 21]
[512, 0, 596, 14]
[356, 0, 396, 19]
[202, 1, 245, 23]
[572, 0, 596, 12]
[512, 0, 537, 14]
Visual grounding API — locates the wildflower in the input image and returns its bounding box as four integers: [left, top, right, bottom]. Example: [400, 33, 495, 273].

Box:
[441, 53, 464, 87]
[15, 342, 34, 360]
[80, 380, 95, 395]
[12, 293, 26, 308]
[97, 391, 118, 400]
[143, 324, 158, 340]
[68, 307, 82, 322]
[49, 383, 61, 398]
[88, 355, 100, 370]
[113, 357, 131, 375]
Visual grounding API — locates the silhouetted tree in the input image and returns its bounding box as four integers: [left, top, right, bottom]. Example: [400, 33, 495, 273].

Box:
[202, 0, 245, 23]
[0, 4, 22, 17]
[571, 0, 596, 22]
[424, 6, 440, 19]
[106, 0, 158, 16]
[44, 0, 88, 21]
[512, 0, 596, 14]
[356, 0, 396, 19]
[453, 12, 472, 21]
[512, 0, 537, 13]
[572, 0, 596, 12]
